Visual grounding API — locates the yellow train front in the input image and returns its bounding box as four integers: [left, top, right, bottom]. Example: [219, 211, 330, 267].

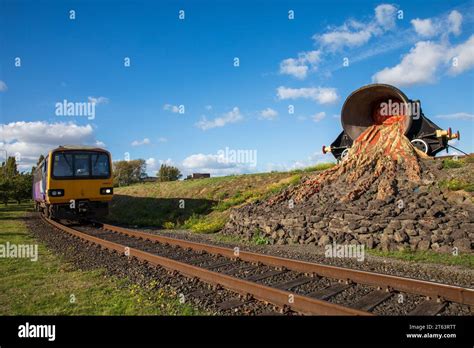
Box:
[33, 145, 113, 219]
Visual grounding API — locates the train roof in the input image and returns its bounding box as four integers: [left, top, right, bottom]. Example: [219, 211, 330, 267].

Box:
[50, 145, 109, 153]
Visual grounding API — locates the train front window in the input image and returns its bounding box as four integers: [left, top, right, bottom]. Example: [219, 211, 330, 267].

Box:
[91, 153, 110, 177]
[74, 154, 90, 176]
[53, 152, 110, 178]
[53, 153, 73, 177]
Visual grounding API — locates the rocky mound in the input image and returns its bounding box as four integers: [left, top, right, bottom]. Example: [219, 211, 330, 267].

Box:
[222, 119, 473, 253]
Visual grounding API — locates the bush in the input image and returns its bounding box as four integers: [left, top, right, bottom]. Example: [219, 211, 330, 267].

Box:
[183, 214, 226, 233]
[163, 221, 175, 229]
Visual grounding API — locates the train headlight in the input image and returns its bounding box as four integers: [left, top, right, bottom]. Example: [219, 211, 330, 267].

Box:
[48, 189, 64, 197]
[100, 187, 113, 195]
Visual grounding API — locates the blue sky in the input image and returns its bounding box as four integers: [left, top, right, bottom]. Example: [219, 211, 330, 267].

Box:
[1, 0, 473, 176]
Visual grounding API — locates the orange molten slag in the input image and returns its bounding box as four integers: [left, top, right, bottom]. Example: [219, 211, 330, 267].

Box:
[269, 113, 421, 205]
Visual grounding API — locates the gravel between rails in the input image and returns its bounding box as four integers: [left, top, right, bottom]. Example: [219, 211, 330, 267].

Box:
[24, 213, 283, 316]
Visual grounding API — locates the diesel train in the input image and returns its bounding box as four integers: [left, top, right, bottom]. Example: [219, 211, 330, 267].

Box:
[33, 145, 113, 219]
[322, 84, 460, 160]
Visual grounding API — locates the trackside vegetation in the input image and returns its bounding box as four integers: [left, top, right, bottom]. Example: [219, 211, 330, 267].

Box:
[0, 203, 202, 315]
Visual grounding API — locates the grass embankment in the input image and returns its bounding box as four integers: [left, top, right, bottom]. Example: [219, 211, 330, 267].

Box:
[108, 163, 335, 233]
[439, 156, 474, 192]
[0, 203, 202, 315]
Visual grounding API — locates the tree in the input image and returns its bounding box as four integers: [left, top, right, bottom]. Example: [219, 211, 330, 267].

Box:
[11, 174, 33, 204]
[0, 156, 33, 205]
[157, 164, 182, 182]
[31, 154, 45, 174]
[113, 159, 147, 187]
[1, 156, 19, 178]
[0, 178, 12, 206]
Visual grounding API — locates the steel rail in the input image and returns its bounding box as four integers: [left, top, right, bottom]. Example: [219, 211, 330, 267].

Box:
[43, 216, 370, 316]
[97, 221, 474, 306]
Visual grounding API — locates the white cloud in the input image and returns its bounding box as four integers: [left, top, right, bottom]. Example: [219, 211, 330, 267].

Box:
[448, 10, 462, 36]
[411, 18, 437, 37]
[411, 10, 463, 38]
[372, 34, 474, 86]
[279, 50, 321, 79]
[145, 157, 174, 176]
[436, 112, 474, 120]
[158, 137, 168, 143]
[95, 140, 106, 147]
[163, 104, 180, 113]
[196, 107, 243, 130]
[314, 4, 397, 51]
[131, 138, 150, 146]
[182, 153, 251, 176]
[259, 108, 278, 120]
[375, 4, 397, 30]
[316, 25, 372, 51]
[0, 121, 97, 171]
[448, 35, 474, 75]
[276, 86, 339, 104]
[88, 96, 109, 105]
[372, 41, 445, 86]
[0, 80, 7, 92]
[311, 112, 326, 122]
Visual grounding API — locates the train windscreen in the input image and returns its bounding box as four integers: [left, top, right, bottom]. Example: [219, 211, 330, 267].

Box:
[53, 152, 110, 179]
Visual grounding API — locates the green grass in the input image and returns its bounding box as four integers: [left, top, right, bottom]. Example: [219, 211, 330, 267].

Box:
[367, 248, 473, 268]
[0, 203, 204, 315]
[289, 162, 336, 173]
[442, 159, 464, 169]
[439, 178, 474, 192]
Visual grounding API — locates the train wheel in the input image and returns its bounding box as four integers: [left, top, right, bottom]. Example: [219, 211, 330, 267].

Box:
[340, 148, 350, 161]
[410, 139, 429, 154]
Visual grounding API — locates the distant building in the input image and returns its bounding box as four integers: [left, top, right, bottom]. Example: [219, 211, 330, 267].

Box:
[185, 173, 211, 180]
[142, 176, 158, 182]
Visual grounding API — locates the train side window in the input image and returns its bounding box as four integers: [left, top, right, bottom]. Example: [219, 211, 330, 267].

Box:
[74, 154, 90, 176]
[91, 153, 110, 177]
[53, 153, 73, 177]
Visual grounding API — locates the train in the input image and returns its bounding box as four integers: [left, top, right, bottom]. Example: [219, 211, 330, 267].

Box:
[33, 145, 113, 219]
[322, 84, 460, 160]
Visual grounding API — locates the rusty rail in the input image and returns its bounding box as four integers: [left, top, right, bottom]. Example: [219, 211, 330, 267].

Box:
[97, 222, 474, 306]
[43, 216, 369, 316]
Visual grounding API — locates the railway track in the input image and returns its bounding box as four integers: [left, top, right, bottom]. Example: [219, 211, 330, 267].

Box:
[41, 215, 473, 316]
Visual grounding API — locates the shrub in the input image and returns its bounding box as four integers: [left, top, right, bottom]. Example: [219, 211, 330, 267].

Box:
[251, 230, 270, 245]
[183, 214, 226, 234]
[163, 221, 175, 229]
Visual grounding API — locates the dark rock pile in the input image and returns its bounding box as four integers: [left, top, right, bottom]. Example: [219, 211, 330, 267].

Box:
[222, 122, 473, 253]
